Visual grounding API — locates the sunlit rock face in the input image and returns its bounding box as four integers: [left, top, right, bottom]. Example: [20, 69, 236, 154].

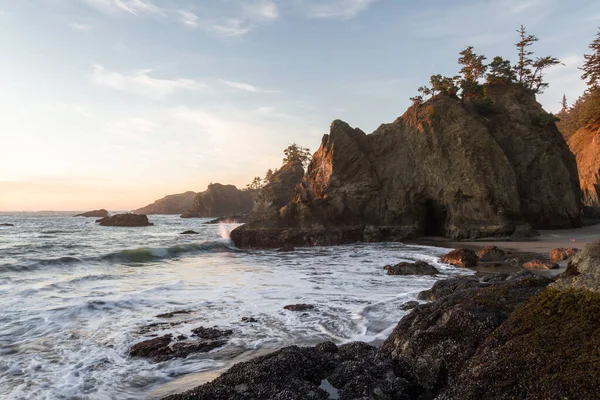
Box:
[232, 84, 582, 248]
[568, 123, 600, 218]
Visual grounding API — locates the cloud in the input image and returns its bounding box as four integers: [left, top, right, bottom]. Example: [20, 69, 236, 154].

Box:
[69, 22, 93, 31]
[300, 0, 377, 19]
[220, 79, 279, 93]
[83, 0, 163, 15]
[92, 65, 206, 99]
[198, 18, 253, 37]
[247, 0, 279, 20]
[178, 10, 198, 27]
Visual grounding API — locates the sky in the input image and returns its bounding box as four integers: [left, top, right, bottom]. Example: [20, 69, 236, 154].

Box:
[0, 0, 598, 211]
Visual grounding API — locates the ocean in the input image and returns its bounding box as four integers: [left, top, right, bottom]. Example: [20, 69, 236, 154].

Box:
[0, 212, 469, 399]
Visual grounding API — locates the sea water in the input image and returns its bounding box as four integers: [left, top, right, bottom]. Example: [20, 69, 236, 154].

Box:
[0, 212, 469, 399]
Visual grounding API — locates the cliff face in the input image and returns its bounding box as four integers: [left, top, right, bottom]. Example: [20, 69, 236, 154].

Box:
[568, 124, 600, 217]
[180, 184, 255, 218]
[232, 85, 581, 248]
[134, 192, 196, 215]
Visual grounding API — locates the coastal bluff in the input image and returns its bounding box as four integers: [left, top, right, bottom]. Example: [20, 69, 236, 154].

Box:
[134, 191, 196, 215]
[231, 84, 582, 248]
[568, 123, 600, 218]
[180, 183, 256, 218]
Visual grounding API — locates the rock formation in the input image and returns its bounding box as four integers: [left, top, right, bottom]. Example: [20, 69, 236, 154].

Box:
[96, 214, 153, 227]
[567, 124, 600, 218]
[134, 191, 196, 215]
[74, 209, 110, 218]
[384, 261, 439, 275]
[231, 84, 581, 248]
[180, 184, 255, 218]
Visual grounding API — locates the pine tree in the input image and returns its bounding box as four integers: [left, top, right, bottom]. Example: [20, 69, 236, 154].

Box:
[283, 143, 311, 167]
[264, 169, 274, 185]
[514, 25, 538, 84]
[581, 28, 600, 89]
[487, 56, 515, 85]
[458, 46, 487, 99]
[561, 94, 568, 112]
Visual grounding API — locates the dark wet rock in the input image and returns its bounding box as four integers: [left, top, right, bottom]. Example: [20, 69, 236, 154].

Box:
[284, 304, 315, 312]
[384, 260, 439, 276]
[155, 310, 191, 319]
[231, 85, 581, 249]
[180, 230, 199, 235]
[241, 317, 258, 323]
[136, 321, 185, 335]
[277, 244, 296, 252]
[440, 248, 479, 268]
[417, 275, 481, 301]
[0, 223, 14, 226]
[74, 209, 110, 218]
[549, 247, 580, 262]
[523, 259, 559, 270]
[381, 271, 553, 395]
[400, 301, 420, 311]
[181, 184, 255, 218]
[134, 191, 196, 215]
[191, 327, 233, 340]
[315, 341, 338, 354]
[96, 213, 152, 227]
[204, 214, 248, 224]
[477, 245, 507, 262]
[130, 334, 227, 362]
[480, 273, 509, 283]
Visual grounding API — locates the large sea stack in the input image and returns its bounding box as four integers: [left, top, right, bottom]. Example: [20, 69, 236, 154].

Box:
[231, 84, 582, 248]
[134, 191, 196, 215]
[180, 184, 256, 218]
[568, 123, 600, 218]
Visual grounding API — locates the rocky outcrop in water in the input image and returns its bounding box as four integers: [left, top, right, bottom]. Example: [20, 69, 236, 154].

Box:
[549, 247, 579, 262]
[74, 209, 110, 218]
[384, 261, 439, 276]
[181, 184, 255, 219]
[568, 124, 600, 218]
[440, 248, 479, 268]
[477, 245, 507, 262]
[0, 223, 14, 227]
[134, 191, 196, 215]
[231, 85, 581, 248]
[96, 214, 152, 227]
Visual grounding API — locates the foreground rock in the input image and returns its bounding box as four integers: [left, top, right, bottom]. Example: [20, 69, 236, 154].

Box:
[0, 223, 14, 227]
[568, 124, 600, 218]
[551, 239, 600, 293]
[284, 304, 315, 312]
[134, 191, 197, 215]
[181, 184, 255, 218]
[384, 261, 439, 276]
[477, 245, 507, 262]
[231, 84, 581, 248]
[440, 248, 479, 268]
[96, 214, 153, 227]
[523, 259, 559, 270]
[74, 209, 110, 218]
[549, 247, 579, 262]
[163, 342, 424, 400]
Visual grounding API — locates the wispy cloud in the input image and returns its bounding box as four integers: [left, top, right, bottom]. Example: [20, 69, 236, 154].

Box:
[69, 22, 93, 31]
[178, 10, 198, 27]
[246, 0, 279, 20]
[92, 65, 206, 99]
[220, 79, 279, 93]
[83, 0, 162, 15]
[300, 0, 377, 19]
[200, 18, 253, 37]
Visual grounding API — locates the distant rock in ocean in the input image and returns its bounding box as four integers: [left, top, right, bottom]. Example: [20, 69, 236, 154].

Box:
[567, 123, 600, 218]
[134, 191, 196, 215]
[0, 223, 14, 227]
[96, 213, 153, 227]
[231, 84, 582, 248]
[74, 209, 110, 218]
[180, 183, 256, 218]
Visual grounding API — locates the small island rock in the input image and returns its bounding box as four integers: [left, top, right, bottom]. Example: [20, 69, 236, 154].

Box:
[384, 261, 439, 276]
[96, 213, 153, 227]
[74, 209, 110, 218]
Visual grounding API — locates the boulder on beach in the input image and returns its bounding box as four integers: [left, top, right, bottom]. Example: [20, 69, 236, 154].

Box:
[440, 248, 479, 268]
[74, 209, 110, 218]
[96, 213, 153, 227]
[523, 259, 559, 270]
[384, 261, 439, 275]
[477, 245, 507, 262]
[549, 247, 579, 262]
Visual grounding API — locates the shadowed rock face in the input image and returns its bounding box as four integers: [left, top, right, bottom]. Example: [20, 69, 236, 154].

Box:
[181, 184, 256, 218]
[134, 191, 196, 215]
[231, 85, 581, 248]
[96, 214, 152, 227]
[74, 209, 110, 218]
[568, 124, 600, 218]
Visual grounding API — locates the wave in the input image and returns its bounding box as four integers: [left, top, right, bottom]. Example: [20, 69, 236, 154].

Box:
[0, 240, 238, 273]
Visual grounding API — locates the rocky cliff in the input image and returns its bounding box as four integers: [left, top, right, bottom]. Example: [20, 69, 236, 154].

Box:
[232, 85, 582, 248]
[134, 191, 196, 215]
[568, 124, 600, 218]
[180, 184, 255, 218]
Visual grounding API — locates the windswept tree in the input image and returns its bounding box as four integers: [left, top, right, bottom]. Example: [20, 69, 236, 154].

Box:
[458, 46, 487, 99]
[283, 143, 311, 167]
[246, 176, 263, 191]
[561, 94, 568, 112]
[429, 74, 460, 96]
[513, 25, 561, 94]
[581, 28, 600, 89]
[263, 169, 274, 185]
[487, 56, 515, 85]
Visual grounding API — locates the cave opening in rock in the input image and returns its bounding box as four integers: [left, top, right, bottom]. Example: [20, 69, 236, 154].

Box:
[423, 200, 446, 236]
